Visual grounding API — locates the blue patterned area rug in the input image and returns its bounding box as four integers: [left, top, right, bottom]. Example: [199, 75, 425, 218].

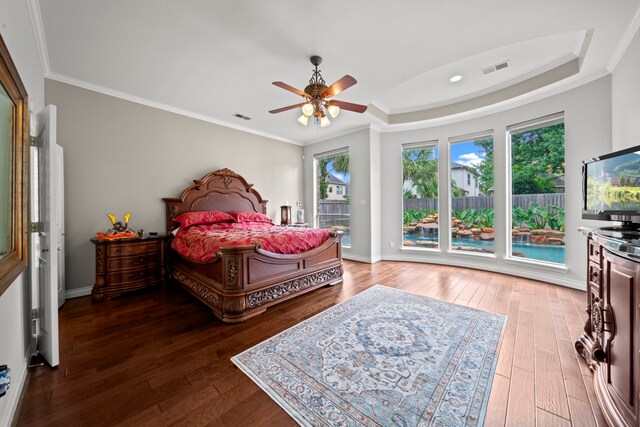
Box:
[231, 285, 506, 426]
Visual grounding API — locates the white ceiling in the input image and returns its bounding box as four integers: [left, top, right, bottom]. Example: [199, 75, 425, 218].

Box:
[34, 0, 640, 145]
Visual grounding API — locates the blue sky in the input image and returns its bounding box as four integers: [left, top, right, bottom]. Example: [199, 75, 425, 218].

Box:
[451, 141, 486, 168]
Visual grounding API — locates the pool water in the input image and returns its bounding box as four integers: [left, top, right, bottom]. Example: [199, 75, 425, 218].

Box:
[404, 235, 565, 264]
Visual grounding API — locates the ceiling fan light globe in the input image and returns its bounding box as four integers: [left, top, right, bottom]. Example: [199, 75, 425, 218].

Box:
[320, 115, 330, 127]
[297, 114, 309, 126]
[327, 104, 340, 118]
[301, 103, 314, 117]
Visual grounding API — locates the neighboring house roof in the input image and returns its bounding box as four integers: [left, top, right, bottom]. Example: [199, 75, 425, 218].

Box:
[451, 162, 479, 175]
[326, 173, 347, 185]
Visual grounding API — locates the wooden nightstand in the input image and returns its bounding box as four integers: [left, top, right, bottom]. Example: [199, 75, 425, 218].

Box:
[91, 234, 167, 301]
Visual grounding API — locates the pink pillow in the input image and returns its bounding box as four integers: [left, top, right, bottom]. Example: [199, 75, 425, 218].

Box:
[228, 211, 273, 224]
[174, 211, 235, 228]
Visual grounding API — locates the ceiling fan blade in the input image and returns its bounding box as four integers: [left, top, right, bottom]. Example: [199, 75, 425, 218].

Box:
[322, 75, 357, 98]
[269, 103, 304, 114]
[331, 100, 368, 113]
[272, 81, 307, 98]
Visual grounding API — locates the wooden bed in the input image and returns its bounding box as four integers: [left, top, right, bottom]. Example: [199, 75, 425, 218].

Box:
[162, 168, 343, 323]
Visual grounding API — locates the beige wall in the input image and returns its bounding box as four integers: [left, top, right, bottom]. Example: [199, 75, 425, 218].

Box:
[45, 79, 304, 293]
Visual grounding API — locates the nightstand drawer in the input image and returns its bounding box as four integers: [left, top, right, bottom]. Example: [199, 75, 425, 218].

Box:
[91, 234, 167, 301]
[108, 253, 160, 270]
[107, 241, 159, 257]
[107, 264, 160, 285]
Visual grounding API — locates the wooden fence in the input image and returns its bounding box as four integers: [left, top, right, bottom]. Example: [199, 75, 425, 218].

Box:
[318, 200, 350, 228]
[318, 193, 564, 227]
[404, 193, 565, 212]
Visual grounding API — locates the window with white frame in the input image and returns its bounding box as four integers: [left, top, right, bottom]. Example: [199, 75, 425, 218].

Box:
[315, 149, 351, 248]
[449, 131, 494, 255]
[402, 142, 439, 249]
[508, 113, 565, 265]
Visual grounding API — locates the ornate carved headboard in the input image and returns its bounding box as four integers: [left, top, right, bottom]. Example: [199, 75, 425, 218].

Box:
[162, 168, 268, 234]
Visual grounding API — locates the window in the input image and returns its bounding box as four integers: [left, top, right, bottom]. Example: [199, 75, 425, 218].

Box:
[402, 142, 439, 249]
[508, 114, 565, 265]
[315, 149, 350, 248]
[449, 132, 494, 255]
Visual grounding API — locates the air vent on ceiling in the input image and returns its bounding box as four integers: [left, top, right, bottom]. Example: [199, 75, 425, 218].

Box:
[233, 113, 252, 120]
[482, 60, 510, 75]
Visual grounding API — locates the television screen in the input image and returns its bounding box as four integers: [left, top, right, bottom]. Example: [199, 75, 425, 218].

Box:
[585, 148, 640, 213]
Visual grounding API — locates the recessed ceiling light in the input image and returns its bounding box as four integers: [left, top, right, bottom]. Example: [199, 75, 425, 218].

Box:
[449, 75, 462, 83]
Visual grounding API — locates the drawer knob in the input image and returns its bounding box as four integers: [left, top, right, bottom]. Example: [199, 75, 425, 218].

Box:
[595, 250, 600, 256]
[129, 271, 146, 279]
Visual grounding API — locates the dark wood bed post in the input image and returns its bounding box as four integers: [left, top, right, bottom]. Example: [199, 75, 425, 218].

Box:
[162, 168, 343, 323]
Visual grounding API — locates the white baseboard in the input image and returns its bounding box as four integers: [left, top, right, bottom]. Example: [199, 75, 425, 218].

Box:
[381, 254, 585, 290]
[1, 353, 28, 427]
[343, 254, 379, 263]
[65, 286, 92, 299]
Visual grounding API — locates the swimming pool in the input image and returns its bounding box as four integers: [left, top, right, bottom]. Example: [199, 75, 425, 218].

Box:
[403, 235, 565, 264]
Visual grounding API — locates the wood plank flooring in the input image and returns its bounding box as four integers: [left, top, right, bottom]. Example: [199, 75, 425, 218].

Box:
[16, 260, 605, 426]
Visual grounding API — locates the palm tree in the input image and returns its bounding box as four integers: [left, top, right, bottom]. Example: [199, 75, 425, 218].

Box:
[403, 148, 438, 197]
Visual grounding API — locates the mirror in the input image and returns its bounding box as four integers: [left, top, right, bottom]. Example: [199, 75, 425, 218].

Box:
[0, 33, 29, 297]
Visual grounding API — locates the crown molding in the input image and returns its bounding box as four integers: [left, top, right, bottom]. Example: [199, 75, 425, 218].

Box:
[27, 0, 50, 75]
[377, 68, 610, 133]
[303, 124, 373, 146]
[45, 73, 303, 146]
[607, 5, 640, 73]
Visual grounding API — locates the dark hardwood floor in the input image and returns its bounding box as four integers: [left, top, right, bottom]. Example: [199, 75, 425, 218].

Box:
[16, 260, 605, 426]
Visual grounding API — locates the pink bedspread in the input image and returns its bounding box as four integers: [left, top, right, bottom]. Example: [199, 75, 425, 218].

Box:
[172, 222, 332, 262]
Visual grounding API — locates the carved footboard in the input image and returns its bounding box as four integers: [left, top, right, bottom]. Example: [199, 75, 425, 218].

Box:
[171, 233, 343, 323]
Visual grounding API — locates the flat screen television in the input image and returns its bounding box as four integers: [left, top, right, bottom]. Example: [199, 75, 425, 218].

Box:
[583, 144, 640, 227]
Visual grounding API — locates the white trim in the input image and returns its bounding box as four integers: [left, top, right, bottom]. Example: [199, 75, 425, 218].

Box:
[26, 0, 50, 75]
[306, 124, 373, 145]
[65, 286, 92, 299]
[45, 73, 303, 146]
[377, 69, 610, 134]
[503, 257, 569, 273]
[312, 146, 349, 160]
[400, 247, 443, 254]
[607, 6, 640, 72]
[448, 129, 494, 144]
[446, 250, 497, 260]
[1, 355, 28, 427]
[342, 254, 380, 264]
[379, 254, 584, 290]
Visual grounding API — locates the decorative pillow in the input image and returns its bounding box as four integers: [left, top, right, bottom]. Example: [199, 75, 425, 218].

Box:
[173, 211, 235, 228]
[228, 211, 273, 224]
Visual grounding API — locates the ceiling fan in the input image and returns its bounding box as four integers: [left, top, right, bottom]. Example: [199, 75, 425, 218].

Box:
[269, 55, 367, 127]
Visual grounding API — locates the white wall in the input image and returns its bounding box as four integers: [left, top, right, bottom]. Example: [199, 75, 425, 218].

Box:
[304, 128, 382, 262]
[45, 79, 304, 295]
[381, 76, 611, 289]
[0, 0, 45, 425]
[308, 77, 611, 288]
[612, 23, 640, 151]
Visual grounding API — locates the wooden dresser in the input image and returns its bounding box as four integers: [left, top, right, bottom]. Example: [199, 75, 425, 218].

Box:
[576, 228, 640, 427]
[91, 235, 167, 301]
